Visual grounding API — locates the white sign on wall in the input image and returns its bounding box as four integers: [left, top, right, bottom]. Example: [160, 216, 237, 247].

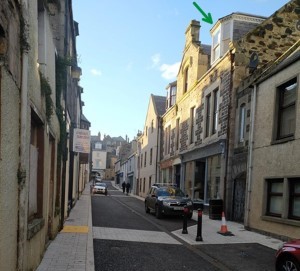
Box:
[73, 128, 91, 153]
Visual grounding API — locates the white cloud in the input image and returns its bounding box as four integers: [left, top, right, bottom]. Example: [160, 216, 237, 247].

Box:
[90, 69, 102, 76]
[151, 53, 161, 68]
[159, 62, 180, 80]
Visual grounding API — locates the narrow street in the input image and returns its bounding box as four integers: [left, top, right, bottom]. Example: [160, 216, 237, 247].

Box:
[91, 181, 277, 271]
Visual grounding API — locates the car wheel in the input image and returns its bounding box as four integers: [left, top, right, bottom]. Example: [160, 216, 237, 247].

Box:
[277, 256, 300, 271]
[155, 205, 162, 219]
[187, 212, 193, 220]
[145, 203, 150, 214]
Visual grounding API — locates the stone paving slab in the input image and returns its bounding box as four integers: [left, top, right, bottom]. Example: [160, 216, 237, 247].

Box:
[93, 226, 182, 245]
[172, 214, 283, 249]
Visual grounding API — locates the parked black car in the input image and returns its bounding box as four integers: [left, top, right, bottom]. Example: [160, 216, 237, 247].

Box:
[144, 185, 193, 219]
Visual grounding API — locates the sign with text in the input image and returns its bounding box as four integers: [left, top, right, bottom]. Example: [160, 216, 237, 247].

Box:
[73, 128, 91, 153]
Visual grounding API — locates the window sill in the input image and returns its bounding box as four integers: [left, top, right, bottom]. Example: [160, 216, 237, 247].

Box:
[271, 136, 294, 145]
[27, 218, 45, 240]
[261, 215, 300, 227]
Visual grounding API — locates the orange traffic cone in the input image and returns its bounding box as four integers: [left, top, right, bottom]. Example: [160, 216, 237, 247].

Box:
[218, 212, 234, 236]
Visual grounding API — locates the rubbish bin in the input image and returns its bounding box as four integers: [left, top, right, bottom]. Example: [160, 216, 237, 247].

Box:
[209, 199, 223, 220]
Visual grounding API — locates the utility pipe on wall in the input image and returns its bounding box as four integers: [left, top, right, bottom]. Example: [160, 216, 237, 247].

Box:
[18, 0, 29, 269]
[245, 84, 257, 228]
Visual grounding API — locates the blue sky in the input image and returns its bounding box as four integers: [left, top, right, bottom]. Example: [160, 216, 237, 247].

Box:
[73, 0, 289, 141]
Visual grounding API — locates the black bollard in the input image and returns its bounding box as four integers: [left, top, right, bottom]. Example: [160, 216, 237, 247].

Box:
[195, 208, 203, 241]
[182, 205, 188, 234]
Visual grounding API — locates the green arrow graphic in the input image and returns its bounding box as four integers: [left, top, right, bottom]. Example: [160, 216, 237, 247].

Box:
[193, 2, 213, 25]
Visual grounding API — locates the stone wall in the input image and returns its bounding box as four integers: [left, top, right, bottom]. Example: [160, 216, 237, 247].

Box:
[234, 0, 300, 69]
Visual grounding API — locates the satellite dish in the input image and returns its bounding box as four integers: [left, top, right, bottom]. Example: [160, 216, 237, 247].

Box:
[249, 52, 259, 70]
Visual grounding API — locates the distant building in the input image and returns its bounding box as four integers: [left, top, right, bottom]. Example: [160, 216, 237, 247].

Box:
[137, 94, 166, 197]
[90, 132, 126, 179]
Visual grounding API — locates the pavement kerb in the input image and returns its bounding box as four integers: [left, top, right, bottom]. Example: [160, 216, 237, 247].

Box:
[109, 181, 283, 250]
[86, 181, 95, 271]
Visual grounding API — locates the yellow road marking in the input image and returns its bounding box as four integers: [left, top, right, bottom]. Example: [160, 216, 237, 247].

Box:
[61, 225, 89, 233]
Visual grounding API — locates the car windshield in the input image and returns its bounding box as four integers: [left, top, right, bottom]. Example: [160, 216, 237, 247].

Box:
[95, 183, 106, 187]
[157, 187, 185, 197]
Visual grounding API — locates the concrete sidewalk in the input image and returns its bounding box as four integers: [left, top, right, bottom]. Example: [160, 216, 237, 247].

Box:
[36, 181, 283, 271]
[112, 182, 283, 250]
[36, 183, 94, 271]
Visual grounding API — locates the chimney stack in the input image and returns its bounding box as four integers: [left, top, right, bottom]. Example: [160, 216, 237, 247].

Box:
[185, 20, 200, 45]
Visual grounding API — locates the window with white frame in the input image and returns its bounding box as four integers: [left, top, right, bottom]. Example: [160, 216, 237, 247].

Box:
[205, 94, 211, 137]
[176, 118, 180, 151]
[212, 88, 219, 134]
[164, 127, 168, 155]
[167, 125, 171, 154]
[239, 103, 246, 142]
[212, 28, 220, 63]
[171, 85, 176, 106]
[276, 78, 297, 140]
[190, 107, 196, 144]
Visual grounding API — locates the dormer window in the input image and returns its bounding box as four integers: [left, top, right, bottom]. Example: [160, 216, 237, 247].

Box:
[210, 13, 265, 66]
[212, 28, 220, 63]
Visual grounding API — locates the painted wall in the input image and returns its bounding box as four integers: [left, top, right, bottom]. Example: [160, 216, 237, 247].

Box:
[0, 69, 20, 271]
[138, 95, 162, 197]
[249, 59, 300, 239]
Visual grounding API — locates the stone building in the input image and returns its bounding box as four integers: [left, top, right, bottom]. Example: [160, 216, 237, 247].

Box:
[91, 133, 126, 180]
[160, 13, 265, 211]
[0, 0, 86, 270]
[234, 41, 300, 240]
[160, 1, 300, 224]
[137, 94, 166, 197]
[227, 0, 300, 224]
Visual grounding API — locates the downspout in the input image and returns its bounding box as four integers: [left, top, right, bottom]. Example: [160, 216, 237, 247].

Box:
[245, 84, 257, 228]
[180, 156, 185, 192]
[155, 116, 160, 182]
[60, 0, 69, 227]
[18, 1, 29, 270]
[224, 50, 235, 217]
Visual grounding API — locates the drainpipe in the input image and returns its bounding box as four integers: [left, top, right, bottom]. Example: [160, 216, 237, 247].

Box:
[224, 50, 235, 218]
[245, 84, 257, 228]
[17, 1, 29, 270]
[155, 116, 160, 182]
[180, 156, 185, 192]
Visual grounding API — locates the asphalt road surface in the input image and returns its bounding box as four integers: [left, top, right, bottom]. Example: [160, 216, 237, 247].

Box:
[91, 181, 276, 271]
